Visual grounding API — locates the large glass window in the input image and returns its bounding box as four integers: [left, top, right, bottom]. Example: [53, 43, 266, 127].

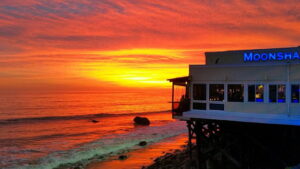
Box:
[193, 84, 206, 100]
[248, 84, 264, 102]
[209, 84, 224, 101]
[269, 85, 286, 103]
[228, 84, 244, 102]
[291, 85, 300, 103]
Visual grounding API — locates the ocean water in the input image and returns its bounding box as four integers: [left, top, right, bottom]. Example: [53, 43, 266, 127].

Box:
[0, 91, 186, 169]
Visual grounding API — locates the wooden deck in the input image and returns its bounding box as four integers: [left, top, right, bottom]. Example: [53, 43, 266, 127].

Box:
[179, 110, 300, 126]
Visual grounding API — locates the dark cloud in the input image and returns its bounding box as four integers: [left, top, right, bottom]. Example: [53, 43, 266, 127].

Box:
[34, 35, 127, 41]
[0, 25, 25, 37]
[0, 42, 24, 54]
[0, 0, 127, 20]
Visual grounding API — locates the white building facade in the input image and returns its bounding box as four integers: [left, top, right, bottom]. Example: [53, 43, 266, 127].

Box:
[172, 46, 300, 126]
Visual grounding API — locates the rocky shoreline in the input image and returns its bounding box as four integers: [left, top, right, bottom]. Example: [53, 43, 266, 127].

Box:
[143, 145, 197, 169]
[55, 133, 189, 169]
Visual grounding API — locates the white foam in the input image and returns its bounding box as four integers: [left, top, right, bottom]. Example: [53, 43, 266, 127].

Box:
[11, 121, 187, 169]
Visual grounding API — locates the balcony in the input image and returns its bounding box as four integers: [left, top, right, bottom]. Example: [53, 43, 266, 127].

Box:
[168, 76, 190, 117]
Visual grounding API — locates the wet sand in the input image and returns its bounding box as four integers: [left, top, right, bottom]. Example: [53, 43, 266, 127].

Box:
[86, 133, 188, 169]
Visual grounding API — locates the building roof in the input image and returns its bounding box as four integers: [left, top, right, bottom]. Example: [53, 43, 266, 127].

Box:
[167, 76, 190, 83]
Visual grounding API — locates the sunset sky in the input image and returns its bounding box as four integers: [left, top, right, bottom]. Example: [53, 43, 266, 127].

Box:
[0, 0, 300, 92]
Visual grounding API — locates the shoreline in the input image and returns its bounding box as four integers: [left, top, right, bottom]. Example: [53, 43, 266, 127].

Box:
[84, 133, 189, 169]
[143, 146, 196, 169]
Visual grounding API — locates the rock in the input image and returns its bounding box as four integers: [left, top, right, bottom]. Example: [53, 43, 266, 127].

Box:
[118, 155, 128, 160]
[133, 116, 150, 126]
[72, 163, 84, 169]
[139, 141, 147, 146]
[73, 166, 83, 169]
[174, 149, 181, 153]
[90, 119, 99, 123]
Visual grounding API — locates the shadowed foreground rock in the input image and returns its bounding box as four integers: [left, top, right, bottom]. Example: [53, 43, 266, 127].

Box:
[118, 155, 128, 160]
[143, 147, 197, 169]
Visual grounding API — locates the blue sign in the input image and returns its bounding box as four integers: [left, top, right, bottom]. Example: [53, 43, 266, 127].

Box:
[244, 51, 300, 62]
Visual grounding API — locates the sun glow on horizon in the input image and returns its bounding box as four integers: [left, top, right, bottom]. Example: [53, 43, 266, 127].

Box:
[90, 48, 200, 58]
[76, 62, 188, 88]
[75, 48, 192, 88]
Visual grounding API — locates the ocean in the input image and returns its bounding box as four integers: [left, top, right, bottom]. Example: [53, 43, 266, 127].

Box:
[0, 91, 187, 169]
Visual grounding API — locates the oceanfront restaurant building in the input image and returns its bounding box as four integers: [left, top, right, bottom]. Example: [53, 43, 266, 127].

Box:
[169, 46, 300, 169]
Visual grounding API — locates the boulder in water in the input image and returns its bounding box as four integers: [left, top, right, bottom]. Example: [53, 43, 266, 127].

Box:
[90, 119, 99, 123]
[118, 155, 128, 160]
[139, 141, 147, 146]
[133, 116, 150, 126]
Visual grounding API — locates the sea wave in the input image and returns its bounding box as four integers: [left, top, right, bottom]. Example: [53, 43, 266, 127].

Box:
[0, 110, 170, 125]
[6, 121, 187, 169]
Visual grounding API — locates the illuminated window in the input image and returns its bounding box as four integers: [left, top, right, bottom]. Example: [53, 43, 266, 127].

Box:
[228, 84, 244, 102]
[248, 84, 264, 102]
[193, 84, 206, 100]
[209, 84, 224, 101]
[269, 85, 286, 103]
[291, 85, 300, 103]
[255, 85, 264, 102]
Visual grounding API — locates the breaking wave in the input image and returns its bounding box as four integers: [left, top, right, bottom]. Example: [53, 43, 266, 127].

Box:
[0, 110, 170, 125]
[7, 121, 186, 169]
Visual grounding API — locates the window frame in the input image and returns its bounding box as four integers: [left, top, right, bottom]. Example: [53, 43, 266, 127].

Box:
[268, 84, 286, 103]
[291, 84, 300, 103]
[227, 84, 244, 102]
[190, 81, 296, 112]
[248, 84, 265, 103]
[191, 83, 208, 110]
[193, 84, 207, 101]
[209, 84, 225, 102]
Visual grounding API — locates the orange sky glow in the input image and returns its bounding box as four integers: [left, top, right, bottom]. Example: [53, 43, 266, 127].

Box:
[0, 0, 300, 92]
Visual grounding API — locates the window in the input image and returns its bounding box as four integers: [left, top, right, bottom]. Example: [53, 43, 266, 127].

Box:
[269, 85, 277, 103]
[248, 85, 255, 102]
[255, 85, 264, 102]
[278, 85, 286, 103]
[209, 84, 224, 101]
[193, 103, 206, 110]
[248, 84, 264, 102]
[209, 103, 224, 110]
[269, 85, 286, 103]
[228, 84, 244, 102]
[291, 85, 300, 103]
[193, 84, 206, 100]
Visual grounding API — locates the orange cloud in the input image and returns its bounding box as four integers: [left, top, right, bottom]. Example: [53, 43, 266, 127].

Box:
[0, 0, 299, 91]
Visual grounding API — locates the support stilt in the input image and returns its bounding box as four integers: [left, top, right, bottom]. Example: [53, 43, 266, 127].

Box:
[186, 119, 300, 169]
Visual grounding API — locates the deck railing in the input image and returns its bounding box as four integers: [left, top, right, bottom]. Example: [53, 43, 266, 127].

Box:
[172, 98, 190, 117]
